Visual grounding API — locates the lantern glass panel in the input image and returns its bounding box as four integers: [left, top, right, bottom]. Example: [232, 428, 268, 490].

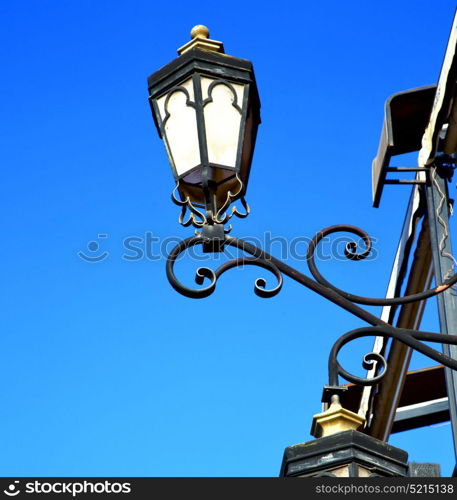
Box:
[201, 77, 245, 168]
[156, 78, 200, 177]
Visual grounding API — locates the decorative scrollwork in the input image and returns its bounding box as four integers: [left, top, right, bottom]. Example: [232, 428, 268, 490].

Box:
[328, 325, 457, 387]
[213, 174, 250, 225]
[171, 175, 250, 230]
[166, 235, 282, 299]
[171, 184, 207, 228]
[166, 223, 457, 398]
[307, 225, 457, 306]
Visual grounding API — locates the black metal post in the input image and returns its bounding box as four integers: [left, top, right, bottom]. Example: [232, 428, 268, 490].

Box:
[425, 163, 457, 475]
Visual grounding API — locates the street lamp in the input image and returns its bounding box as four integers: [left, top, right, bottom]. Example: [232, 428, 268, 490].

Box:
[147, 26, 457, 477]
[148, 25, 260, 244]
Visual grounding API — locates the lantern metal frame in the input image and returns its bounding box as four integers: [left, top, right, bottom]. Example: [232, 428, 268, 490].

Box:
[148, 48, 260, 229]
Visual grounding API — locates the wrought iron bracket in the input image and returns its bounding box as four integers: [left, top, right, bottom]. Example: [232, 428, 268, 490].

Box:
[166, 224, 457, 400]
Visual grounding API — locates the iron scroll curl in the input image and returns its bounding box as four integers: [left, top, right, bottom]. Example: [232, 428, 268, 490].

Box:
[307, 224, 457, 306]
[328, 325, 457, 387]
[165, 235, 283, 299]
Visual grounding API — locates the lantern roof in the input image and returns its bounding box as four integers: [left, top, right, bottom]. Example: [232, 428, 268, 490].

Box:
[147, 47, 259, 100]
[147, 40, 261, 140]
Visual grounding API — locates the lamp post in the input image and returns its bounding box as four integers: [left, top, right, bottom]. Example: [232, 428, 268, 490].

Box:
[147, 26, 457, 477]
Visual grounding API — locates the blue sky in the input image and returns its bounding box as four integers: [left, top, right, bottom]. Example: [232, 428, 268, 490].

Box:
[1, 0, 457, 477]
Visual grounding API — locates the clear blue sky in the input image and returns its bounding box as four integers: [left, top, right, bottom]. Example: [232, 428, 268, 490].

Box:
[1, 0, 457, 477]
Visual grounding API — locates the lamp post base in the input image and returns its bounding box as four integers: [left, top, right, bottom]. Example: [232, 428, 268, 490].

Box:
[280, 430, 409, 477]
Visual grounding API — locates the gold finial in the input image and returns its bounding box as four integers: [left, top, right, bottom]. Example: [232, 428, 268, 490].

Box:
[310, 395, 365, 438]
[191, 25, 209, 39]
[178, 25, 224, 55]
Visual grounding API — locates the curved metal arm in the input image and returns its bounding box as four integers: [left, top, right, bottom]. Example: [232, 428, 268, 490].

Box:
[166, 224, 457, 394]
[328, 325, 457, 387]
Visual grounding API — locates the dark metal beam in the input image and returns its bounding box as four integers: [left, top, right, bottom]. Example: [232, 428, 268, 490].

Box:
[345, 365, 449, 430]
[393, 398, 449, 433]
[384, 180, 426, 185]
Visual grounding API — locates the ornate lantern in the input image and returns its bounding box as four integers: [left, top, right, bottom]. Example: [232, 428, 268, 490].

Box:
[147, 26, 261, 236]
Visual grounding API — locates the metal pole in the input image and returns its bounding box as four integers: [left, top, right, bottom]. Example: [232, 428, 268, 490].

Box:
[425, 164, 457, 475]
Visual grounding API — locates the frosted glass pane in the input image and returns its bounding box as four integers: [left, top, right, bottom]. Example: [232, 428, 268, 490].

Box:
[202, 78, 244, 167]
[157, 83, 200, 176]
